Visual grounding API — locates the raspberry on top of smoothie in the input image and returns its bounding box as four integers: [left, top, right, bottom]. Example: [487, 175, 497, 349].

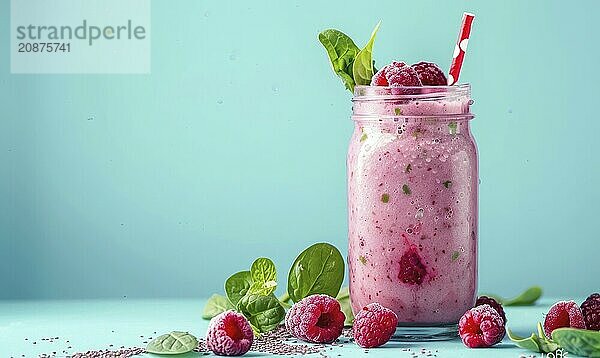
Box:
[370, 61, 447, 87]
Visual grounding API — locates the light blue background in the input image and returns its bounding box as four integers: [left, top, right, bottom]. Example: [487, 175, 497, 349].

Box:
[1, 0, 598, 300]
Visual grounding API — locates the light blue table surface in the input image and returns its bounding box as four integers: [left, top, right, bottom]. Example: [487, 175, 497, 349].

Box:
[0, 298, 579, 357]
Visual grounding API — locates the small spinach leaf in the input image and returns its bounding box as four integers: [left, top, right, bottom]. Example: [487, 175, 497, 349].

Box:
[503, 286, 543, 306]
[483, 286, 543, 306]
[507, 323, 559, 354]
[146, 331, 198, 355]
[318, 29, 360, 92]
[202, 294, 234, 320]
[336, 286, 354, 326]
[225, 271, 252, 307]
[506, 328, 541, 352]
[249, 258, 277, 296]
[507, 328, 541, 352]
[536, 322, 560, 353]
[287, 243, 345, 303]
[237, 294, 286, 334]
[352, 21, 381, 86]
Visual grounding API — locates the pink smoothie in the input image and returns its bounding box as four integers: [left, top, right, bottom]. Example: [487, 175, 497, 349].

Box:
[347, 85, 477, 325]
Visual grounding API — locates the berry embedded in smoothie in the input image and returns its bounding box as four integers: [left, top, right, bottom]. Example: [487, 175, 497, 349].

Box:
[397, 247, 427, 285]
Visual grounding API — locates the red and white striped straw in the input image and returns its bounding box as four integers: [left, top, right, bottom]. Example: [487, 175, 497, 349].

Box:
[448, 12, 475, 85]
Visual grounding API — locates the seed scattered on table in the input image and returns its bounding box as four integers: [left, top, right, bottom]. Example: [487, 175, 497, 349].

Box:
[71, 347, 145, 358]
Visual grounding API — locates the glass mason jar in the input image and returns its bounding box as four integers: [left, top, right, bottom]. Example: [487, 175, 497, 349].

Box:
[347, 84, 477, 340]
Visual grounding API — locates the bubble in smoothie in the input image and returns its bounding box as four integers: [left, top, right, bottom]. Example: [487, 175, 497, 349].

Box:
[415, 208, 424, 219]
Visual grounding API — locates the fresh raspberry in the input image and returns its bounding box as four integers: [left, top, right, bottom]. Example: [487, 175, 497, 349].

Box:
[370, 61, 422, 87]
[411, 62, 448, 86]
[543, 300, 586, 338]
[397, 247, 427, 285]
[475, 296, 507, 324]
[459, 304, 506, 348]
[581, 293, 600, 330]
[206, 310, 253, 356]
[352, 303, 398, 348]
[285, 294, 345, 343]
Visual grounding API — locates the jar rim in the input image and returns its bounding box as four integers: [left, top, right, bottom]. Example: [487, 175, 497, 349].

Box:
[352, 83, 471, 101]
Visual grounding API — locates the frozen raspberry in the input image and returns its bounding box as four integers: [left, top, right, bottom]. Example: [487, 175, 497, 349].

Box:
[352, 303, 398, 348]
[397, 247, 427, 285]
[475, 296, 506, 324]
[459, 304, 506, 348]
[370, 67, 388, 86]
[387, 65, 422, 87]
[411, 62, 448, 86]
[543, 300, 586, 338]
[581, 293, 600, 330]
[206, 310, 253, 356]
[370, 61, 422, 87]
[285, 294, 345, 343]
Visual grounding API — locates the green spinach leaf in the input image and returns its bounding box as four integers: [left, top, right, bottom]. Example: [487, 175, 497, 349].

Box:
[552, 328, 600, 357]
[352, 21, 381, 86]
[318, 29, 360, 92]
[237, 294, 286, 334]
[484, 286, 543, 306]
[225, 271, 253, 306]
[287, 242, 344, 302]
[202, 294, 235, 320]
[249, 257, 277, 296]
[536, 322, 560, 353]
[146, 331, 198, 355]
[336, 286, 354, 326]
[507, 322, 559, 354]
[507, 328, 541, 352]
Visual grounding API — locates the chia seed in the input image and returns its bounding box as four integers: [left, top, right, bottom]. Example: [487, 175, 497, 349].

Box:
[59, 325, 351, 357]
[70, 347, 145, 358]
